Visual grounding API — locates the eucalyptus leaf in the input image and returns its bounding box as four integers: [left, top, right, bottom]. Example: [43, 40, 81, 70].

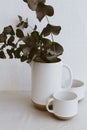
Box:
[22, 47, 30, 56]
[7, 49, 13, 58]
[41, 24, 51, 36]
[16, 21, 28, 29]
[28, 47, 37, 60]
[45, 5, 54, 16]
[22, 36, 30, 44]
[46, 56, 61, 63]
[50, 25, 61, 35]
[40, 53, 51, 62]
[41, 24, 61, 36]
[18, 15, 23, 22]
[34, 55, 44, 62]
[51, 42, 64, 56]
[16, 29, 24, 38]
[36, 3, 54, 21]
[23, 0, 27, 3]
[3, 25, 15, 35]
[42, 38, 52, 50]
[14, 48, 21, 58]
[27, 0, 46, 11]
[0, 51, 6, 58]
[22, 36, 36, 46]
[31, 31, 40, 42]
[17, 16, 28, 29]
[7, 36, 15, 44]
[21, 55, 28, 62]
[34, 25, 37, 31]
[0, 33, 7, 43]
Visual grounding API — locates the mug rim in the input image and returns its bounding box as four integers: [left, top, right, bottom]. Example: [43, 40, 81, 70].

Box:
[53, 91, 78, 102]
[71, 79, 84, 88]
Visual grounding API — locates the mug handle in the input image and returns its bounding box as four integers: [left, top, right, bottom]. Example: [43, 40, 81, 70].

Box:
[62, 65, 72, 89]
[46, 98, 54, 113]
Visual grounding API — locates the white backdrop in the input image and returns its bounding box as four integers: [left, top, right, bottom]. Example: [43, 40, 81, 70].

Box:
[0, 0, 87, 91]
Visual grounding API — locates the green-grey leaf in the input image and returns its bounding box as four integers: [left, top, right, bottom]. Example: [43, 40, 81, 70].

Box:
[27, 0, 46, 11]
[42, 38, 52, 49]
[46, 56, 61, 63]
[36, 3, 54, 21]
[51, 25, 61, 35]
[7, 49, 13, 58]
[0, 33, 7, 43]
[34, 25, 37, 31]
[31, 31, 39, 41]
[51, 42, 64, 56]
[45, 5, 54, 16]
[21, 55, 27, 62]
[23, 0, 27, 3]
[7, 36, 15, 44]
[3, 25, 15, 35]
[41, 24, 61, 36]
[18, 15, 23, 22]
[16, 29, 24, 38]
[22, 47, 30, 56]
[14, 48, 21, 58]
[41, 24, 51, 36]
[0, 51, 6, 58]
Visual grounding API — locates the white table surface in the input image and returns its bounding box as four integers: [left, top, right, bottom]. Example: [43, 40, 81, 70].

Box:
[0, 91, 87, 130]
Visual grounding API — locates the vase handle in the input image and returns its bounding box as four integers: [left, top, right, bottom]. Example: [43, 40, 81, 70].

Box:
[62, 64, 72, 89]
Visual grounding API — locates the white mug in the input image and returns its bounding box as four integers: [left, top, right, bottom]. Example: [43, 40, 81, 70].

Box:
[31, 60, 72, 108]
[46, 91, 78, 119]
[68, 79, 85, 101]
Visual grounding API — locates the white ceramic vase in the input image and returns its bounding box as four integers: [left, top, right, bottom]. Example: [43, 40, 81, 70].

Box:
[31, 60, 72, 110]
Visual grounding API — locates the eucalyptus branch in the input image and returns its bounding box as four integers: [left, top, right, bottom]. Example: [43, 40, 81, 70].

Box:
[0, 0, 64, 62]
[45, 15, 55, 53]
[45, 15, 54, 42]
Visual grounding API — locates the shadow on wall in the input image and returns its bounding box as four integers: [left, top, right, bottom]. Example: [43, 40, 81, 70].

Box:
[0, 59, 31, 91]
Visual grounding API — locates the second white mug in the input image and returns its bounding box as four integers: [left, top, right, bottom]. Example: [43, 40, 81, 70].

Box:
[46, 91, 78, 119]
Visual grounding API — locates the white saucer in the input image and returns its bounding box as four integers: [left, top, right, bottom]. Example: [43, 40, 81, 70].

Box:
[69, 79, 85, 101]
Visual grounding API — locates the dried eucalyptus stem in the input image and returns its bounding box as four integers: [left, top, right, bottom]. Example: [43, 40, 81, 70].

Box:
[45, 15, 54, 42]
